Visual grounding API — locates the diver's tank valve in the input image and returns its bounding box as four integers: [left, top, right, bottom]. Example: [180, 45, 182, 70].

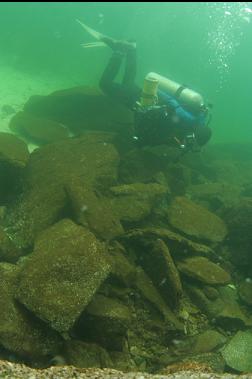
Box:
[146, 72, 205, 112]
[140, 77, 159, 107]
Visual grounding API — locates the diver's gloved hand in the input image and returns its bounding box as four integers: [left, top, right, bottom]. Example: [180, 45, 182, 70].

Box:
[101, 37, 136, 53]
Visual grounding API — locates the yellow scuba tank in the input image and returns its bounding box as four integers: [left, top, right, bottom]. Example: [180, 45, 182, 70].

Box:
[140, 76, 159, 107]
[146, 72, 205, 112]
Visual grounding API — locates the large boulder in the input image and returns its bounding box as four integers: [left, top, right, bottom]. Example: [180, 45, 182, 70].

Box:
[0, 263, 62, 361]
[22, 86, 134, 136]
[16, 219, 111, 334]
[166, 196, 228, 243]
[4, 133, 120, 248]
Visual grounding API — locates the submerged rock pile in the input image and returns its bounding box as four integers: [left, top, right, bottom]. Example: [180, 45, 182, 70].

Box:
[0, 87, 252, 376]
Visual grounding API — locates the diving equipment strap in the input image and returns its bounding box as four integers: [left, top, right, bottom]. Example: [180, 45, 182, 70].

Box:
[174, 85, 187, 99]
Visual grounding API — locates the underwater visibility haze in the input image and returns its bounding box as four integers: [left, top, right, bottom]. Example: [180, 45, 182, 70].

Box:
[0, 2, 251, 378]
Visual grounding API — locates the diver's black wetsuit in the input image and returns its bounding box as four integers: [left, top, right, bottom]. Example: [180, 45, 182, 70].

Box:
[99, 50, 183, 147]
[99, 48, 211, 149]
[99, 49, 141, 109]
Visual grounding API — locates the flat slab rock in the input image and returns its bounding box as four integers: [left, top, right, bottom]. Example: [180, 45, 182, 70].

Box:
[167, 197, 227, 243]
[121, 227, 215, 256]
[16, 219, 111, 334]
[177, 257, 231, 285]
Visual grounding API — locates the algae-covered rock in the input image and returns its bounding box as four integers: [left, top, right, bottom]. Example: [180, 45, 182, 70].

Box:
[0, 226, 22, 263]
[121, 227, 214, 257]
[10, 111, 70, 144]
[108, 242, 137, 287]
[135, 267, 183, 330]
[177, 257, 231, 285]
[0, 132, 29, 169]
[4, 133, 119, 248]
[109, 183, 168, 223]
[191, 330, 227, 354]
[139, 238, 183, 308]
[16, 219, 111, 334]
[0, 263, 62, 360]
[66, 180, 123, 240]
[109, 351, 137, 372]
[64, 340, 112, 368]
[221, 331, 252, 372]
[187, 285, 252, 328]
[76, 294, 131, 350]
[167, 196, 227, 243]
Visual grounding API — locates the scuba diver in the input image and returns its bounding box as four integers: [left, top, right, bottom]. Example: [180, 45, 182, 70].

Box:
[99, 38, 212, 152]
[77, 20, 212, 152]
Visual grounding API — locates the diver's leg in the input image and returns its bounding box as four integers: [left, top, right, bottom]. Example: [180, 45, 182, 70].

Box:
[99, 51, 124, 96]
[123, 47, 137, 86]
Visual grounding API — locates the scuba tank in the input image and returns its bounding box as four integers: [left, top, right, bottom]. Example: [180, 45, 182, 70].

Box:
[146, 72, 205, 113]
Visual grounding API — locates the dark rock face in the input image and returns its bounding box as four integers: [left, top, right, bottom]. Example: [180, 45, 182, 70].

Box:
[0, 133, 29, 204]
[22, 87, 134, 136]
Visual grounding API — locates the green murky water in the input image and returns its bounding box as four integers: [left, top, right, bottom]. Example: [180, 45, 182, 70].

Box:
[0, 2, 251, 143]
